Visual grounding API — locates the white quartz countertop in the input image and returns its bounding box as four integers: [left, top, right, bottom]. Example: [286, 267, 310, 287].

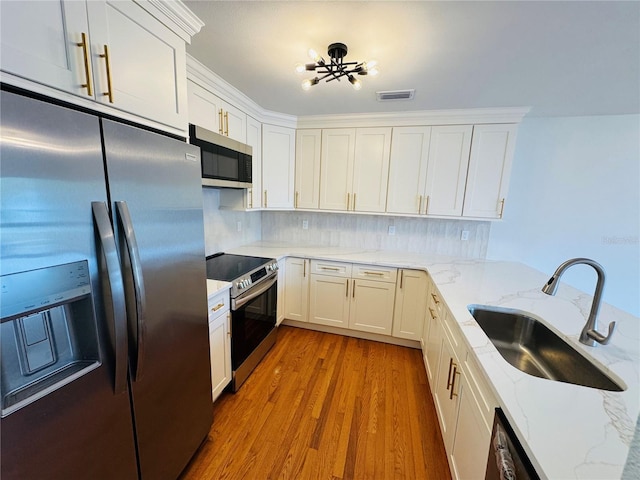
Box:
[228, 242, 640, 479]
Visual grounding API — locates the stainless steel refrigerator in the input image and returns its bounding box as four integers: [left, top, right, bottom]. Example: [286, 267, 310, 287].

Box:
[0, 90, 213, 479]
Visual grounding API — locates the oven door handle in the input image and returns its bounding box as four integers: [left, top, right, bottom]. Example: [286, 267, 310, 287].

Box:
[232, 273, 277, 310]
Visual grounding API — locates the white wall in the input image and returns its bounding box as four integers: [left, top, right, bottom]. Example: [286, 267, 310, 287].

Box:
[488, 115, 640, 316]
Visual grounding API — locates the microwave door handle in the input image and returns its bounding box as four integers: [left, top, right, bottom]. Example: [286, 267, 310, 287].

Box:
[232, 273, 277, 310]
[92, 202, 128, 394]
[115, 201, 146, 381]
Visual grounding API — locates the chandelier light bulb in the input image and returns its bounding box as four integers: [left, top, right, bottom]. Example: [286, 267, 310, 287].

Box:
[308, 48, 320, 62]
[301, 79, 312, 90]
[365, 60, 378, 69]
[295, 63, 305, 73]
[349, 76, 362, 90]
[368, 67, 379, 76]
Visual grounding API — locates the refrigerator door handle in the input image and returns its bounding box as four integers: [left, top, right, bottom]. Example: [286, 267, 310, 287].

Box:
[115, 201, 146, 381]
[92, 201, 128, 394]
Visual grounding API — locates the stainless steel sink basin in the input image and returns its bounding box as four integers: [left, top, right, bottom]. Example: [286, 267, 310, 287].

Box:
[467, 305, 625, 392]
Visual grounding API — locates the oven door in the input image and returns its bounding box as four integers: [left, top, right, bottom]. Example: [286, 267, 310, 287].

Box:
[230, 273, 277, 373]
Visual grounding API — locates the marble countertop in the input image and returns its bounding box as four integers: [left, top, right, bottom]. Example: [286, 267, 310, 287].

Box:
[228, 242, 639, 479]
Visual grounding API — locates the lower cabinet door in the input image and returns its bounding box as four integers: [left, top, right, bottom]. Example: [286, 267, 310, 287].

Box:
[209, 311, 231, 402]
[309, 274, 350, 327]
[349, 279, 396, 334]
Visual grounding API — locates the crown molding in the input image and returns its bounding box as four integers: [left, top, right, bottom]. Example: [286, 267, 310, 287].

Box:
[296, 107, 531, 129]
[186, 55, 297, 128]
[134, 0, 204, 43]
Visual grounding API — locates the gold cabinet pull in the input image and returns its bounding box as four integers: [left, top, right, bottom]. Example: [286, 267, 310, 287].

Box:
[353, 193, 356, 211]
[428, 307, 437, 320]
[431, 292, 440, 305]
[363, 271, 384, 277]
[76, 32, 93, 97]
[418, 195, 423, 215]
[446, 358, 455, 390]
[303, 259, 306, 277]
[345, 279, 349, 297]
[498, 198, 505, 218]
[321, 266, 340, 271]
[264, 190, 268, 208]
[352, 280, 356, 298]
[295, 191, 299, 208]
[450, 366, 460, 400]
[399, 270, 404, 289]
[224, 111, 229, 136]
[346, 192, 350, 210]
[218, 109, 224, 134]
[99, 45, 114, 103]
[211, 302, 224, 312]
[424, 195, 430, 214]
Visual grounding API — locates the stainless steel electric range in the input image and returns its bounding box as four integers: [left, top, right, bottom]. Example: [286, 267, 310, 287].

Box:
[205, 253, 278, 391]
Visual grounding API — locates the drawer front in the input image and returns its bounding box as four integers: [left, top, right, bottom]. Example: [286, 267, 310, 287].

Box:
[463, 351, 499, 431]
[352, 264, 397, 283]
[310, 260, 352, 278]
[208, 290, 230, 320]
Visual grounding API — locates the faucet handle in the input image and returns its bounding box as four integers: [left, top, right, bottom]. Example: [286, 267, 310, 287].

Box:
[587, 321, 616, 345]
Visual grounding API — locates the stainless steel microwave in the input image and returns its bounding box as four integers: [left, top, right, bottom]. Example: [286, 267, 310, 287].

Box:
[189, 124, 252, 188]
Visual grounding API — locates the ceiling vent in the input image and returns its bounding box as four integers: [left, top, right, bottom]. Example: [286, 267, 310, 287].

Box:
[376, 89, 415, 101]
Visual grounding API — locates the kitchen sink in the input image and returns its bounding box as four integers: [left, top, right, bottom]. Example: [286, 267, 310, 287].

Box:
[467, 305, 625, 392]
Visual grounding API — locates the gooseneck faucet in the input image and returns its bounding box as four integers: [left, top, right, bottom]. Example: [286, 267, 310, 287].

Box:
[542, 258, 615, 346]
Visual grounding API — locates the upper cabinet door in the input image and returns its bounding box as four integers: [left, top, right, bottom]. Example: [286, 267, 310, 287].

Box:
[262, 124, 295, 209]
[0, 1, 92, 98]
[295, 129, 322, 209]
[386, 126, 432, 215]
[424, 125, 473, 216]
[86, 0, 187, 130]
[187, 80, 221, 133]
[221, 100, 246, 143]
[319, 129, 356, 211]
[463, 124, 518, 219]
[352, 127, 392, 213]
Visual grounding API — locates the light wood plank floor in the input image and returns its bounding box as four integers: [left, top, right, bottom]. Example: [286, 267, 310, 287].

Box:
[180, 326, 451, 480]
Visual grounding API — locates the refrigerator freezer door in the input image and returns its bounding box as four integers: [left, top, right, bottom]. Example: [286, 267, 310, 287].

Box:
[0, 91, 138, 479]
[101, 119, 213, 480]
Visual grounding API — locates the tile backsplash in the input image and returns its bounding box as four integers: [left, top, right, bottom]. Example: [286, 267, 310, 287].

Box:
[202, 189, 261, 255]
[261, 211, 491, 258]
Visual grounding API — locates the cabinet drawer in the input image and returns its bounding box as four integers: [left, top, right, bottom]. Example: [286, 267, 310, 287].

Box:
[352, 264, 397, 283]
[463, 352, 499, 431]
[310, 260, 352, 278]
[207, 290, 229, 320]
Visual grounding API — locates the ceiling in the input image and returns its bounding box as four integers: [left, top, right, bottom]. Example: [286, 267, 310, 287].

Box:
[184, 1, 640, 117]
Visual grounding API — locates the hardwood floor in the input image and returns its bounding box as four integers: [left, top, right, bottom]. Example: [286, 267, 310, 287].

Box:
[180, 326, 451, 480]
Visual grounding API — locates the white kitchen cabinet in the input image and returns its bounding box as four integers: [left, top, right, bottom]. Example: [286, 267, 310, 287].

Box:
[349, 278, 396, 335]
[309, 274, 351, 328]
[392, 269, 428, 341]
[208, 289, 231, 402]
[1, 0, 189, 131]
[424, 126, 473, 216]
[319, 129, 356, 210]
[295, 129, 322, 209]
[433, 314, 462, 454]
[187, 80, 246, 142]
[0, 0, 90, 97]
[386, 126, 432, 215]
[318, 128, 391, 213]
[284, 257, 310, 322]
[308, 261, 397, 335]
[462, 124, 518, 219]
[351, 127, 392, 213]
[246, 115, 262, 209]
[262, 124, 296, 209]
[449, 363, 495, 480]
[425, 285, 443, 393]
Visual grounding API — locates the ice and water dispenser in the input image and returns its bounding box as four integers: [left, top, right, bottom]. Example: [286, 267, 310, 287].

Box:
[1, 260, 101, 417]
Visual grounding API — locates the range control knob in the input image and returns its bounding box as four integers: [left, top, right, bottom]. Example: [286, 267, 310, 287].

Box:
[236, 281, 243, 290]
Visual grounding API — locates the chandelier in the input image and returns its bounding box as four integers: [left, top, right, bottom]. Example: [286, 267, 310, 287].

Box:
[296, 42, 379, 90]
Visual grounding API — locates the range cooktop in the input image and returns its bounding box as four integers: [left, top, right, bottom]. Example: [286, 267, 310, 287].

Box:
[205, 253, 278, 297]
